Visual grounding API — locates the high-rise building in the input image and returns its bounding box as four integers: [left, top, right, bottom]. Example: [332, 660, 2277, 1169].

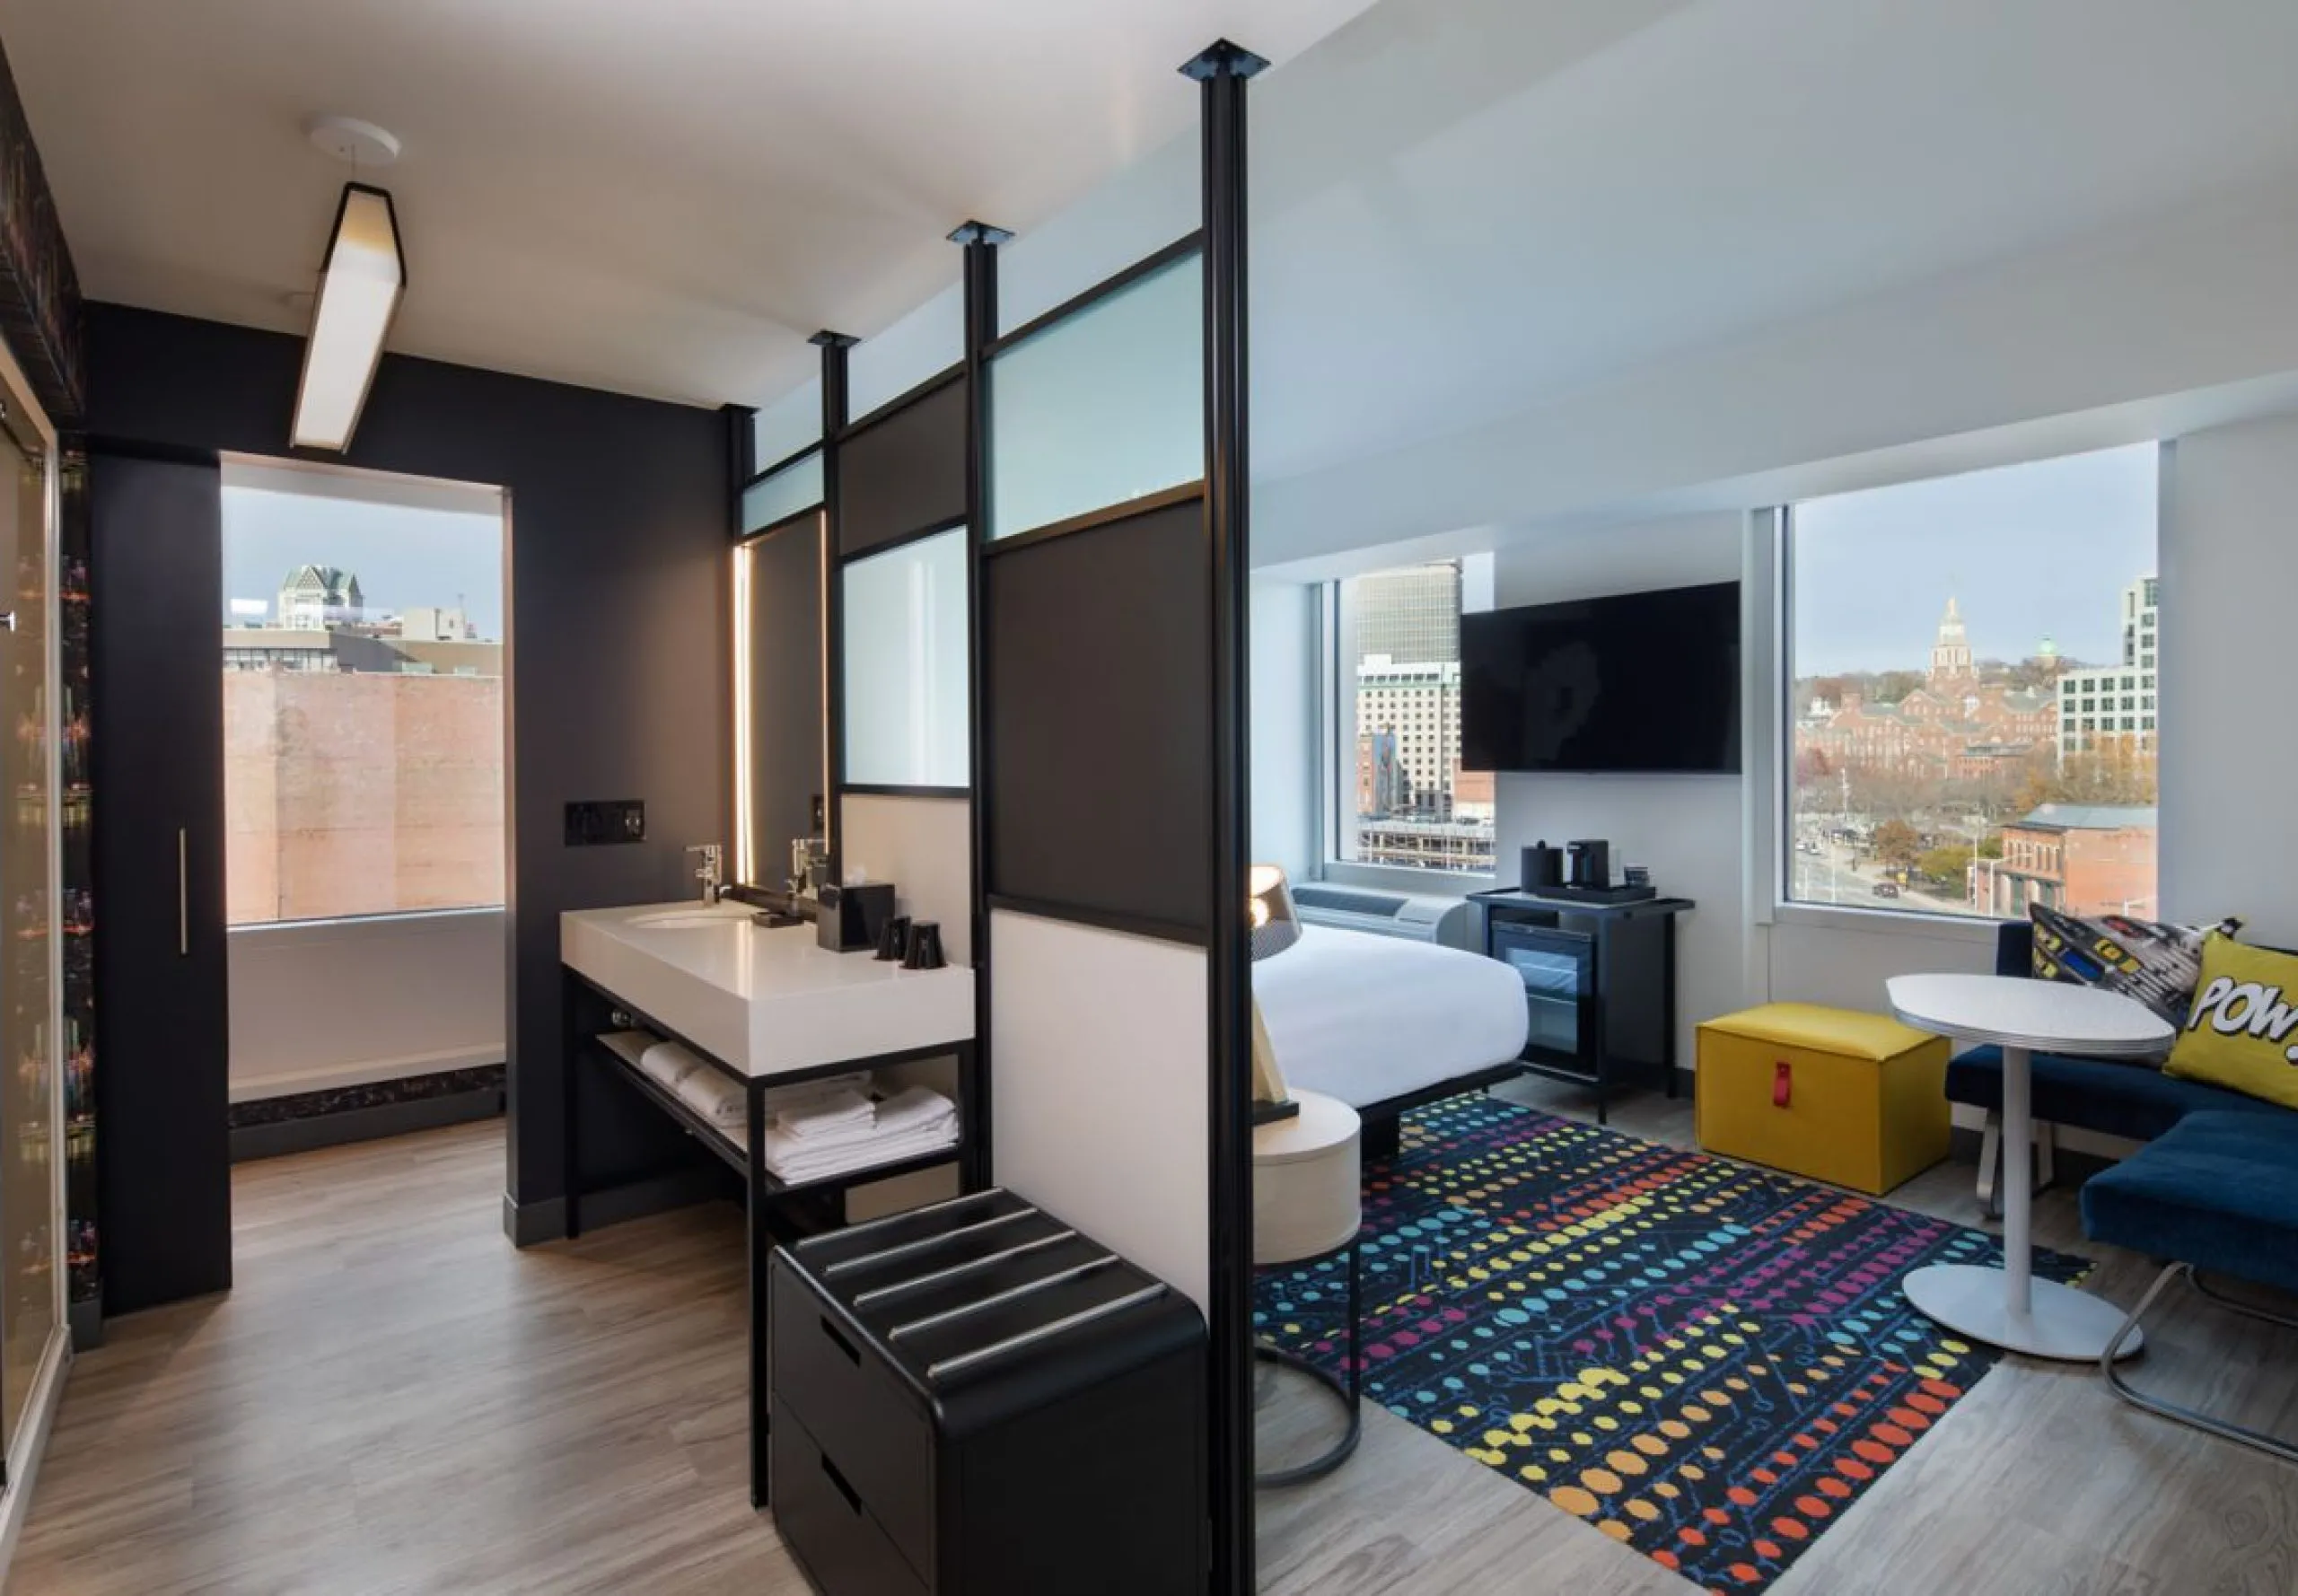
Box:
[2056, 576, 2158, 759]
[1353, 562, 1460, 668]
[1355, 658, 1461, 813]
[276, 564, 364, 627]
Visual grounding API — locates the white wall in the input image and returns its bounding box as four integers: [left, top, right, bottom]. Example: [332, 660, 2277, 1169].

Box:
[1257, 178, 2298, 568]
[989, 909, 1208, 1313]
[1250, 580, 1317, 881]
[840, 793, 973, 967]
[1492, 513, 1748, 1064]
[2159, 416, 2298, 948]
[228, 910, 506, 1101]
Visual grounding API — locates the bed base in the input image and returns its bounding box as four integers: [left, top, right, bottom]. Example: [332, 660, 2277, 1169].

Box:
[1355, 1062, 1529, 1162]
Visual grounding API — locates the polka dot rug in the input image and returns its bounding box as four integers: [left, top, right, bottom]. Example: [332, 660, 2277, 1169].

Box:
[1253, 1093, 2088, 1594]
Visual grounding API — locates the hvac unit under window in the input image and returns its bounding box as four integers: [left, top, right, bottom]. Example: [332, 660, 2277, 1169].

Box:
[1292, 883, 1476, 950]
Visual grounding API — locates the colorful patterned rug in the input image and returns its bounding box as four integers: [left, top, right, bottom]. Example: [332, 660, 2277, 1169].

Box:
[1254, 1094, 2088, 1594]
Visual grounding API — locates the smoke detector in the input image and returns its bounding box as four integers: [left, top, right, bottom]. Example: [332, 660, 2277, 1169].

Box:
[306, 115, 400, 168]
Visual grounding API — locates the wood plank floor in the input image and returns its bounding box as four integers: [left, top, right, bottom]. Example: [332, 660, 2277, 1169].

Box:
[13, 1085, 2298, 1594]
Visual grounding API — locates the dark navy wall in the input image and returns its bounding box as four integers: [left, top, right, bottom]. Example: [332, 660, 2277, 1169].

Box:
[84, 302, 732, 1239]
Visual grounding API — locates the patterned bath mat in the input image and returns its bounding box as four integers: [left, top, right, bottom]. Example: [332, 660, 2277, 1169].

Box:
[1254, 1094, 2088, 1594]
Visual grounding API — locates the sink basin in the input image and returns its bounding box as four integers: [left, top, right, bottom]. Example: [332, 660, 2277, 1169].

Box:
[630, 908, 750, 931]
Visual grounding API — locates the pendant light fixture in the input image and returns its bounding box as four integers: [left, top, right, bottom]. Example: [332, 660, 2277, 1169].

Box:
[292, 116, 407, 452]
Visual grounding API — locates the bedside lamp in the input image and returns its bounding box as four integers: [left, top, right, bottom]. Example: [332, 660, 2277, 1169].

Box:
[1250, 864, 1302, 1125]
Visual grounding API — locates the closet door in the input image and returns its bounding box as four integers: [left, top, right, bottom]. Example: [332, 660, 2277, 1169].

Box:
[89, 448, 229, 1314]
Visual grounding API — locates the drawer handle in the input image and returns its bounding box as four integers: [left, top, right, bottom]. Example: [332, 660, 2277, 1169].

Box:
[820, 1315, 862, 1366]
[1773, 1059, 1792, 1109]
[820, 1451, 864, 1515]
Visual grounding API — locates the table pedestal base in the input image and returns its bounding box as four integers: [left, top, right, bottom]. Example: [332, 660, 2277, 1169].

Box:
[1904, 1263, 2142, 1362]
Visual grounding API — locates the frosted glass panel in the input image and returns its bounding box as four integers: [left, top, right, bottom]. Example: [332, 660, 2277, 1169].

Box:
[742, 449, 823, 533]
[988, 252, 1202, 539]
[842, 528, 969, 787]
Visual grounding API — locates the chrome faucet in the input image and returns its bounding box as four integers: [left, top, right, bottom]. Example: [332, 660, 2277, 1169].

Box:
[685, 843, 724, 903]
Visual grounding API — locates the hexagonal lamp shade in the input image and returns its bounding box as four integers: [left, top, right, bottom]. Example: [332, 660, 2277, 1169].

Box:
[291, 182, 406, 452]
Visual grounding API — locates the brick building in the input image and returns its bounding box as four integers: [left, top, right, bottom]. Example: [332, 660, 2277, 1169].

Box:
[1977, 802, 2156, 919]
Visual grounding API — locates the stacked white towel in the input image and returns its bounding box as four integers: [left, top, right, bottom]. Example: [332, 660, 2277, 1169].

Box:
[636, 1039, 706, 1089]
[762, 1084, 958, 1183]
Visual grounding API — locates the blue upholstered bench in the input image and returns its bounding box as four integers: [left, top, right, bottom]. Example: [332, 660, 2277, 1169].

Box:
[1943, 921, 2298, 1209]
[2078, 1110, 2298, 1460]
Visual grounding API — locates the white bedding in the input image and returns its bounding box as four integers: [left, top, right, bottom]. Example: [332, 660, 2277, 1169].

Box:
[1251, 924, 1529, 1110]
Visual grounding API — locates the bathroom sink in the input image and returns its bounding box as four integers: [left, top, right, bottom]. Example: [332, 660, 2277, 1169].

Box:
[630, 908, 750, 931]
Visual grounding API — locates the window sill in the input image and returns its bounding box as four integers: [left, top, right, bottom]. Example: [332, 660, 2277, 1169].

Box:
[1318, 860, 1496, 900]
[1767, 900, 1999, 943]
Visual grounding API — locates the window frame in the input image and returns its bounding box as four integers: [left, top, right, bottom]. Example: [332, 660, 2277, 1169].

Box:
[1769, 453, 2160, 938]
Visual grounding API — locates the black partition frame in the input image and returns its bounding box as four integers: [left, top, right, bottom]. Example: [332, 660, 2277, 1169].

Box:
[957, 38, 1264, 1592]
[803, 339, 977, 841]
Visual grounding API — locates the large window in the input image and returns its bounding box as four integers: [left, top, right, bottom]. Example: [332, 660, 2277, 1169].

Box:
[222, 466, 505, 925]
[1785, 444, 2158, 919]
[1329, 556, 1495, 874]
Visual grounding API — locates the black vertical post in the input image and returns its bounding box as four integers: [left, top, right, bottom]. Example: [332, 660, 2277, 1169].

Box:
[721, 401, 757, 535]
[952, 220, 1011, 1181]
[1185, 36, 1267, 1596]
[811, 331, 857, 879]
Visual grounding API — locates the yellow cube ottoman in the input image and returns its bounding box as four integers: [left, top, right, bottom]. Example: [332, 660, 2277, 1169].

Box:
[1696, 1003, 1951, 1196]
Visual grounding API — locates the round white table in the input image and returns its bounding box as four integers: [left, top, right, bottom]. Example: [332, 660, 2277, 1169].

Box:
[1886, 973, 2173, 1361]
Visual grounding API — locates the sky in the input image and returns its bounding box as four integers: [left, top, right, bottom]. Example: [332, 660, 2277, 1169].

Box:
[1790, 443, 2156, 676]
[221, 486, 504, 639]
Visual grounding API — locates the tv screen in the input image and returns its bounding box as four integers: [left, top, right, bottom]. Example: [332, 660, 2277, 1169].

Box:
[1460, 581, 1741, 774]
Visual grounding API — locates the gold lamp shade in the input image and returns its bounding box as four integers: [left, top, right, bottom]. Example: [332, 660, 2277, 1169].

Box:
[1249, 863, 1301, 964]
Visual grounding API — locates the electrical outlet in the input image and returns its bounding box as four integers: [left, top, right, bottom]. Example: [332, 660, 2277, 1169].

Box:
[565, 799, 645, 846]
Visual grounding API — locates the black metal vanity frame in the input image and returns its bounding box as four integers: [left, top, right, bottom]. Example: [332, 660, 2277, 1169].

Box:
[560, 968, 986, 1508]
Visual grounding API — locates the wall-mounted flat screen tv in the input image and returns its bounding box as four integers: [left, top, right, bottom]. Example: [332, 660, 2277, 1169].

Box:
[1460, 581, 1741, 774]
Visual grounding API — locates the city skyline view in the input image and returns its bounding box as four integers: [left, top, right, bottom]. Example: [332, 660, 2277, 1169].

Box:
[222, 484, 505, 637]
[1789, 443, 2155, 675]
[1787, 445, 2160, 921]
[221, 482, 507, 926]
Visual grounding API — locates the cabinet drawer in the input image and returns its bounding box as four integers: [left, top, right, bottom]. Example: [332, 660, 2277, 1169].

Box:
[773, 1407, 929, 1596]
[771, 1258, 934, 1576]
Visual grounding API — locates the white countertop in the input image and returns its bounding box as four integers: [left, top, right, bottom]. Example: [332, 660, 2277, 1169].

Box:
[1887, 972, 2174, 1057]
[561, 901, 974, 1078]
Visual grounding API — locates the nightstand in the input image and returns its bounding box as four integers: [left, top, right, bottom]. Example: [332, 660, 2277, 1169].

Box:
[1253, 1089, 1362, 1486]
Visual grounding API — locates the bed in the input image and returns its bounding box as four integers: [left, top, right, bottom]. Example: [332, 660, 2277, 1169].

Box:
[1251, 923, 1529, 1153]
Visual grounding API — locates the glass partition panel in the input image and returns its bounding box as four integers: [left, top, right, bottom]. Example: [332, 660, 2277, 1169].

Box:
[987, 251, 1203, 540]
[842, 528, 968, 788]
[741, 449, 824, 536]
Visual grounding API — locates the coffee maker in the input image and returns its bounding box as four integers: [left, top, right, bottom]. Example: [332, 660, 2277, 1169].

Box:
[1566, 838, 1611, 890]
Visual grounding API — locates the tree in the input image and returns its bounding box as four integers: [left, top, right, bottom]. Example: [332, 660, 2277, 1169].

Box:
[1874, 670, 1926, 704]
[1918, 844, 1973, 884]
[2017, 734, 2159, 812]
[1874, 819, 1923, 872]
[1977, 835, 2003, 860]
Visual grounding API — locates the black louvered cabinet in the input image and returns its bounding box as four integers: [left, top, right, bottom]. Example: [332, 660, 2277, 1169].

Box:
[769, 1188, 1206, 1596]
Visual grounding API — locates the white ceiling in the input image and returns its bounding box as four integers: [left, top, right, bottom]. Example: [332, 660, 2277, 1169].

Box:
[0, 0, 1377, 408]
[1242, 0, 2298, 485]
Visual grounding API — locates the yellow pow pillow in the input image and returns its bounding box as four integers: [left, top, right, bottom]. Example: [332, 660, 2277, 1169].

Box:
[2164, 934, 2298, 1109]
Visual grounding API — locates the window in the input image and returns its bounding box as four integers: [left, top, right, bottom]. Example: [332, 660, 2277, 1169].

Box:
[1329, 556, 1495, 874]
[223, 467, 505, 925]
[1785, 443, 2158, 919]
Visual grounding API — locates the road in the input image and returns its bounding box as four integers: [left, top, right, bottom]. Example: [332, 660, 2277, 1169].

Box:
[1787, 841, 1974, 916]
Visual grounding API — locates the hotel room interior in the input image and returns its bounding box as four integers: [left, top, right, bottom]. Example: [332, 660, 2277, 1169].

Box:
[0, 1, 2291, 1592]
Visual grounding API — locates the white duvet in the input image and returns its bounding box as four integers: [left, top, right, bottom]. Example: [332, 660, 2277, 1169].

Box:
[1250, 924, 1530, 1110]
